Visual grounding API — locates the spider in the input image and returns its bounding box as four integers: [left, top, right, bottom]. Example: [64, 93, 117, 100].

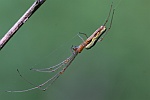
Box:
[5, 3, 115, 92]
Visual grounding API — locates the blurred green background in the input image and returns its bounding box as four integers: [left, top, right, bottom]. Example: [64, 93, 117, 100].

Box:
[0, 0, 150, 100]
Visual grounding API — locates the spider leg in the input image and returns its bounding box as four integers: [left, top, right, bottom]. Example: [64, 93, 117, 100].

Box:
[43, 52, 78, 91]
[77, 32, 88, 42]
[98, 5, 115, 42]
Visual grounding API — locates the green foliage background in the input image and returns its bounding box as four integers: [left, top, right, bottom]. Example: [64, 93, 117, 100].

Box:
[0, 0, 150, 100]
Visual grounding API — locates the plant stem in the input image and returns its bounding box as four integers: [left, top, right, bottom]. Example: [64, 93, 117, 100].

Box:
[0, 0, 46, 51]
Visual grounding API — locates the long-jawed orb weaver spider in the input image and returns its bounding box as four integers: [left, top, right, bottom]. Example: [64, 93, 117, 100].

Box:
[5, 4, 115, 92]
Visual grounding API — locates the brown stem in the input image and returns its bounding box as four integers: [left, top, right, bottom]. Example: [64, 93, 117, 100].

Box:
[0, 0, 46, 51]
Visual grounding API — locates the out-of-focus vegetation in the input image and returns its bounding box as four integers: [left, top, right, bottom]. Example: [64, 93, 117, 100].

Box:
[0, 0, 150, 100]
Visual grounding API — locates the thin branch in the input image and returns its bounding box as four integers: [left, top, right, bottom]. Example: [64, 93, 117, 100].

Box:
[0, 0, 46, 51]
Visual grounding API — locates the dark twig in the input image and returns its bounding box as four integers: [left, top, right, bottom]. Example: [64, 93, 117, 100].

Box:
[0, 0, 46, 51]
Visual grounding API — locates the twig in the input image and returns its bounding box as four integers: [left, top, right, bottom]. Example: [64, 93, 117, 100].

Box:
[0, 0, 46, 51]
